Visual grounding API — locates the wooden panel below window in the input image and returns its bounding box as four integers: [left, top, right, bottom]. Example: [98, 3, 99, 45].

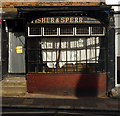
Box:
[27, 73, 106, 97]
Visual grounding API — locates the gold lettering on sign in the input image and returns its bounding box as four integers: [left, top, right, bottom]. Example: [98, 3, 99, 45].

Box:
[75, 17, 78, 23]
[35, 20, 38, 23]
[37, 19, 42, 23]
[61, 17, 65, 23]
[70, 17, 74, 23]
[51, 18, 55, 23]
[79, 17, 83, 23]
[66, 17, 69, 23]
[46, 18, 49, 23]
[87, 18, 90, 21]
[31, 17, 100, 24]
[56, 18, 59, 23]
[42, 18, 46, 23]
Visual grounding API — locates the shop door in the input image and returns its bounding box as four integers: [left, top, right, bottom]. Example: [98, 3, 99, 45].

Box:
[8, 32, 25, 73]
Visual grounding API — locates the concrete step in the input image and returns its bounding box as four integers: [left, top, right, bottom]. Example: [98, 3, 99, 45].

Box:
[2, 79, 26, 86]
[1, 77, 27, 96]
[2, 86, 27, 96]
[3, 77, 26, 80]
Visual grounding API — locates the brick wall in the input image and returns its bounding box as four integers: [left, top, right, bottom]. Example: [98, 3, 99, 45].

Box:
[1, 2, 105, 8]
[1, 0, 105, 2]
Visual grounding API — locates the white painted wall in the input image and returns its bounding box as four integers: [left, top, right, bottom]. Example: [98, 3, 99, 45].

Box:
[106, 0, 120, 11]
[106, 0, 120, 86]
[106, 0, 119, 4]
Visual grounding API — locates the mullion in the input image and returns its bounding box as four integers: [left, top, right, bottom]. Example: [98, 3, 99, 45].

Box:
[46, 38, 47, 71]
[95, 37, 97, 72]
[86, 38, 87, 73]
[76, 40, 78, 72]
[66, 38, 68, 72]
[55, 40, 57, 73]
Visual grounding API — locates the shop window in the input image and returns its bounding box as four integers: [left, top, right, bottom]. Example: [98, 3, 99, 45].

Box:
[27, 37, 106, 73]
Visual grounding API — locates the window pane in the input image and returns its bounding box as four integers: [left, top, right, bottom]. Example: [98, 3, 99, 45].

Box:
[44, 26, 57, 35]
[92, 26, 104, 35]
[60, 25, 73, 35]
[30, 26, 41, 35]
[76, 26, 89, 35]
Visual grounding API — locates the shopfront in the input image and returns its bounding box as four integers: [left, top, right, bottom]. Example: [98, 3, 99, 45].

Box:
[17, 5, 113, 97]
[1, 4, 114, 96]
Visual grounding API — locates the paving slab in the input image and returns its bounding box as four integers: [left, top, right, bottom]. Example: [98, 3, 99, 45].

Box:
[2, 96, 120, 112]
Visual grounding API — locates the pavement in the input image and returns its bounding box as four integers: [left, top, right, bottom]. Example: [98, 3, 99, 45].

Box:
[1, 96, 120, 116]
[1, 90, 120, 116]
[1, 93, 120, 111]
[1, 76, 120, 115]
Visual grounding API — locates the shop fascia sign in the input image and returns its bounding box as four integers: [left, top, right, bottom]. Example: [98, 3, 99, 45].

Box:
[31, 17, 101, 24]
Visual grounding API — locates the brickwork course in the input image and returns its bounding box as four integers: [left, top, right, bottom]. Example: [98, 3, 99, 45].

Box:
[1, 0, 106, 8]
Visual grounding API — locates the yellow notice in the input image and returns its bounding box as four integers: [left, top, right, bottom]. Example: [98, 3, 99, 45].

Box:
[16, 46, 23, 54]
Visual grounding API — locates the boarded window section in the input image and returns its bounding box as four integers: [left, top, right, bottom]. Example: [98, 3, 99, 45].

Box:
[44, 26, 58, 35]
[91, 26, 104, 35]
[60, 25, 74, 35]
[28, 25, 105, 36]
[30, 26, 42, 35]
[76, 26, 89, 35]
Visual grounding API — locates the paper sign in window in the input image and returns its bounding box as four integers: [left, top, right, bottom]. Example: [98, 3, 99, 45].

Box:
[16, 46, 23, 54]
